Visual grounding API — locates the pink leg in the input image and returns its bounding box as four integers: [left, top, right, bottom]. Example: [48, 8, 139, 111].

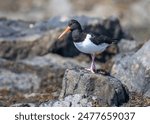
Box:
[86, 54, 96, 73]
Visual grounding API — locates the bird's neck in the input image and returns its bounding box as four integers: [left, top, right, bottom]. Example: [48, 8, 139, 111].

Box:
[72, 29, 85, 42]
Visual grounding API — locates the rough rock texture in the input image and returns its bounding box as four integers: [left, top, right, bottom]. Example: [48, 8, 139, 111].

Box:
[0, 53, 90, 106]
[0, 18, 61, 60]
[11, 103, 37, 107]
[0, 54, 87, 92]
[112, 40, 150, 97]
[0, 69, 40, 92]
[39, 94, 93, 107]
[59, 68, 129, 106]
[123, 92, 150, 107]
[117, 39, 142, 53]
[20, 53, 88, 88]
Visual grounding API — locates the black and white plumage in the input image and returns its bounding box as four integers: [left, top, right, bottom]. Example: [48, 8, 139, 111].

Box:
[58, 19, 115, 73]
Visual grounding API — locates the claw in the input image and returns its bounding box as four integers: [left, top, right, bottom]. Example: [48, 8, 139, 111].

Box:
[85, 68, 95, 73]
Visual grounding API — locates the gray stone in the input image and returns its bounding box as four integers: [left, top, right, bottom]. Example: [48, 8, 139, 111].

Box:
[0, 53, 88, 92]
[59, 68, 129, 106]
[0, 27, 61, 60]
[39, 94, 93, 107]
[112, 40, 150, 97]
[20, 54, 88, 88]
[0, 69, 40, 92]
[11, 103, 37, 107]
[118, 39, 142, 53]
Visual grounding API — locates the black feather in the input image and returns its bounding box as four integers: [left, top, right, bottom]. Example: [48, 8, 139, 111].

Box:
[90, 34, 115, 45]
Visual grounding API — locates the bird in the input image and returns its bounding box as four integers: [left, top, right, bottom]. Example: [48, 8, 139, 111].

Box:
[58, 19, 116, 73]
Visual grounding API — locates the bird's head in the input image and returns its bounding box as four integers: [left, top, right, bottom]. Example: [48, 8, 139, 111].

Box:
[58, 19, 82, 39]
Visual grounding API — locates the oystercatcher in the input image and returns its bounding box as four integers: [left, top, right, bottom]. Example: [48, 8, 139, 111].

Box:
[58, 19, 115, 73]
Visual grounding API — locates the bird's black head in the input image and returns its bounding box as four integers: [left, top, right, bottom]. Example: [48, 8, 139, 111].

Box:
[68, 19, 82, 31]
[58, 19, 82, 39]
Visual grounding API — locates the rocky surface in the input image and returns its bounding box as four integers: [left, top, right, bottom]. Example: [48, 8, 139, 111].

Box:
[0, 68, 40, 92]
[112, 40, 150, 97]
[59, 68, 129, 106]
[0, 53, 88, 92]
[0, 18, 59, 60]
[11, 103, 37, 107]
[0, 53, 88, 106]
[40, 94, 93, 107]
[117, 39, 142, 53]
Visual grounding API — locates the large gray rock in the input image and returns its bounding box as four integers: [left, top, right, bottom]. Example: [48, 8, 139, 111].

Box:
[112, 40, 150, 97]
[59, 68, 129, 106]
[0, 22, 61, 60]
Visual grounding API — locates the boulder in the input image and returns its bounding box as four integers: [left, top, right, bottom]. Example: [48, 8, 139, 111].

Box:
[112, 40, 150, 97]
[59, 68, 129, 106]
[0, 18, 61, 60]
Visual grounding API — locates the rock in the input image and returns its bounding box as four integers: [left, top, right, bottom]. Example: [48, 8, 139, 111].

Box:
[111, 40, 150, 97]
[0, 18, 61, 60]
[0, 88, 57, 107]
[0, 53, 88, 92]
[39, 94, 93, 107]
[84, 17, 133, 40]
[0, 69, 40, 92]
[20, 54, 88, 88]
[122, 92, 150, 107]
[11, 103, 37, 107]
[59, 68, 129, 106]
[118, 39, 142, 53]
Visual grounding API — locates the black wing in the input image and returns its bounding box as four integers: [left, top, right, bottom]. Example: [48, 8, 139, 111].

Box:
[90, 34, 115, 45]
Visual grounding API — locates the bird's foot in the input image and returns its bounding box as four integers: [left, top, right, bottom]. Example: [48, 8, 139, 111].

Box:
[85, 68, 95, 73]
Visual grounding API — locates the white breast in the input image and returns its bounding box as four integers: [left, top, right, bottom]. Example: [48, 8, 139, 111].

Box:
[74, 34, 109, 54]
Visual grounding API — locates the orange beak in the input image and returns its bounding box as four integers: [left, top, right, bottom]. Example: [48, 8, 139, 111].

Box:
[58, 26, 71, 39]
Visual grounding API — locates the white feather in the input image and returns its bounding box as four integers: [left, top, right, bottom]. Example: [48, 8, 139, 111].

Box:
[74, 34, 109, 54]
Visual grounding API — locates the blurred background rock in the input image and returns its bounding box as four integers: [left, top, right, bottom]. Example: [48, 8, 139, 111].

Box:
[0, 0, 149, 42]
